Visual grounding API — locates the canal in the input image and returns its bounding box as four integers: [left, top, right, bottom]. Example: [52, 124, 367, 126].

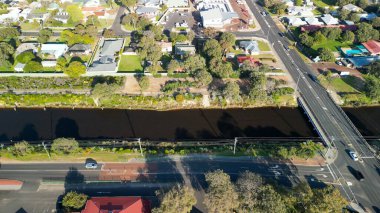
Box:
[0, 107, 379, 141]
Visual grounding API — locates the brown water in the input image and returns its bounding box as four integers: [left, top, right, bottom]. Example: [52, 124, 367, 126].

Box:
[0, 107, 378, 141]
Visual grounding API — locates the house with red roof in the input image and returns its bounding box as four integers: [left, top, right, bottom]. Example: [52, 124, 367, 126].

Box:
[81, 196, 151, 213]
[362, 40, 380, 56]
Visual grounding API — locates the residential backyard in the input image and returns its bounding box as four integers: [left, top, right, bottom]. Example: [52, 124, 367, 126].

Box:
[118, 55, 144, 72]
[312, 40, 352, 52]
[257, 40, 271, 51]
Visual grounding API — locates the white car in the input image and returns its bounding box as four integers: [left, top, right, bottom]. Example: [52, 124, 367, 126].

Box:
[349, 151, 359, 161]
[85, 162, 98, 169]
[336, 61, 343, 66]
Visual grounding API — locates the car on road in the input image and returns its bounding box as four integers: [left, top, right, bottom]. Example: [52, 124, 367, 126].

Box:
[85, 162, 98, 169]
[279, 32, 285, 37]
[284, 45, 290, 51]
[349, 150, 359, 161]
[261, 11, 267, 16]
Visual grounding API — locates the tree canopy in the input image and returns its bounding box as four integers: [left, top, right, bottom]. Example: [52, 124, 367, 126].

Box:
[153, 185, 196, 213]
[64, 61, 86, 78]
[62, 191, 88, 211]
[23, 60, 43, 72]
[203, 39, 223, 59]
[51, 138, 79, 154]
[37, 28, 53, 44]
[66, 5, 83, 23]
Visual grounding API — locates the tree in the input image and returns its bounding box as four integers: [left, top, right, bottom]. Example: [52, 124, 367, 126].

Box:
[223, 81, 241, 102]
[136, 75, 150, 92]
[167, 59, 181, 75]
[183, 54, 206, 74]
[255, 185, 286, 213]
[313, 31, 326, 43]
[204, 170, 239, 213]
[0, 42, 14, 67]
[366, 61, 380, 77]
[103, 29, 115, 38]
[209, 58, 233, 78]
[236, 171, 263, 212]
[372, 17, 380, 28]
[62, 191, 88, 211]
[321, 28, 342, 40]
[122, 13, 139, 29]
[148, 24, 164, 41]
[66, 5, 83, 23]
[64, 61, 86, 78]
[193, 68, 212, 87]
[318, 48, 335, 62]
[297, 140, 323, 159]
[339, 9, 350, 20]
[336, 0, 354, 6]
[249, 72, 267, 101]
[219, 32, 236, 53]
[23, 60, 43, 72]
[91, 83, 119, 105]
[356, 22, 379, 42]
[153, 185, 196, 213]
[16, 51, 35, 63]
[56, 56, 68, 71]
[138, 35, 162, 63]
[309, 185, 348, 212]
[187, 30, 195, 42]
[136, 16, 151, 30]
[86, 15, 100, 26]
[272, 2, 287, 15]
[295, 0, 302, 6]
[204, 39, 223, 59]
[12, 141, 33, 156]
[37, 28, 53, 44]
[357, 0, 368, 9]
[203, 27, 218, 38]
[341, 30, 355, 43]
[364, 74, 380, 99]
[299, 32, 314, 47]
[0, 27, 20, 41]
[348, 12, 360, 23]
[117, 0, 137, 11]
[51, 138, 79, 154]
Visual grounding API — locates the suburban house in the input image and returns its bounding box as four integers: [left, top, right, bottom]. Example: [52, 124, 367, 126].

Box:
[286, 17, 307, 26]
[239, 40, 260, 55]
[0, 8, 21, 24]
[165, 0, 189, 8]
[359, 13, 378, 21]
[157, 41, 173, 53]
[304, 0, 313, 6]
[282, 0, 294, 7]
[138, 0, 161, 7]
[47, 2, 60, 10]
[236, 55, 260, 66]
[200, 8, 238, 28]
[287, 6, 314, 17]
[16, 43, 39, 55]
[69, 43, 92, 55]
[40, 43, 69, 59]
[320, 14, 339, 25]
[174, 43, 196, 56]
[81, 197, 151, 213]
[301, 24, 357, 32]
[305, 17, 323, 25]
[362, 40, 380, 56]
[88, 38, 124, 72]
[27, 13, 49, 22]
[136, 6, 159, 21]
[54, 12, 70, 24]
[342, 4, 362, 12]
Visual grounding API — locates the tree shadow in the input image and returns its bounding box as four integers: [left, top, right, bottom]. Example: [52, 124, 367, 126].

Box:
[15, 208, 27, 213]
[18, 123, 39, 141]
[90, 76, 121, 87]
[216, 112, 245, 138]
[341, 75, 365, 92]
[55, 118, 80, 139]
[175, 127, 194, 140]
[303, 174, 327, 189]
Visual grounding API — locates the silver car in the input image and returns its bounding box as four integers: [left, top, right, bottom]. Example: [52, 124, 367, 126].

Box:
[349, 151, 359, 161]
[85, 162, 98, 169]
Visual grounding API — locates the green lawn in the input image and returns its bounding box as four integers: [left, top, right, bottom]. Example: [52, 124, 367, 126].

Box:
[319, 75, 364, 94]
[20, 22, 40, 31]
[312, 0, 336, 7]
[123, 24, 135, 31]
[118, 55, 143, 72]
[312, 40, 351, 52]
[257, 40, 271, 51]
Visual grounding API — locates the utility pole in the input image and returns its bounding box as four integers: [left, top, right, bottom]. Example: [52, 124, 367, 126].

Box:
[137, 138, 143, 156]
[233, 137, 238, 155]
[42, 141, 51, 159]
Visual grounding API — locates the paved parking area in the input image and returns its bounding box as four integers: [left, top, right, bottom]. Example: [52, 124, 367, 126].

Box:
[163, 11, 196, 31]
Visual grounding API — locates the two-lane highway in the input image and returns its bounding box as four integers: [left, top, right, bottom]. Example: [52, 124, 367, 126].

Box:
[245, 0, 380, 211]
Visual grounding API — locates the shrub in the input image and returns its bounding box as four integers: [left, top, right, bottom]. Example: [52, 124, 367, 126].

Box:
[16, 51, 36, 64]
[51, 138, 79, 154]
[23, 61, 43, 72]
[12, 141, 33, 156]
[62, 191, 87, 211]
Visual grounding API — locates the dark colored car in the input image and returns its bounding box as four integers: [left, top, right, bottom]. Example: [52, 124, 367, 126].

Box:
[284, 45, 290, 51]
[279, 32, 285, 37]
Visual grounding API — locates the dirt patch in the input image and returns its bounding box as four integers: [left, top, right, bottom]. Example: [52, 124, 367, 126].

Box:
[311, 63, 363, 79]
[100, 163, 159, 181]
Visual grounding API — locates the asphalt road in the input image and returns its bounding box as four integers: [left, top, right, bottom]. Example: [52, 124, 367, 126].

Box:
[0, 160, 332, 212]
[245, 1, 380, 212]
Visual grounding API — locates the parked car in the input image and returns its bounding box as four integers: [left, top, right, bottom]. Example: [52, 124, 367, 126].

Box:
[85, 162, 98, 169]
[349, 150, 359, 161]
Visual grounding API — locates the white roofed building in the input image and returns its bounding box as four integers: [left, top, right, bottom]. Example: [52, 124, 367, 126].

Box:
[321, 14, 339, 25]
[287, 6, 314, 16]
[200, 8, 238, 28]
[305, 17, 323, 25]
[342, 4, 362, 12]
[40, 43, 69, 59]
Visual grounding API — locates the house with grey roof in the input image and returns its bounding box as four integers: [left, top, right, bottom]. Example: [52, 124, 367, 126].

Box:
[200, 8, 238, 28]
[305, 17, 323, 25]
[69, 44, 92, 55]
[359, 13, 377, 21]
[174, 43, 196, 56]
[165, 0, 189, 8]
[342, 4, 362, 12]
[88, 38, 124, 72]
[136, 6, 159, 21]
[320, 14, 339, 25]
[27, 13, 49, 22]
[286, 16, 307, 26]
[239, 40, 260, 55]
[16, 43, 38, 55]
[54, 12, 70, 24]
